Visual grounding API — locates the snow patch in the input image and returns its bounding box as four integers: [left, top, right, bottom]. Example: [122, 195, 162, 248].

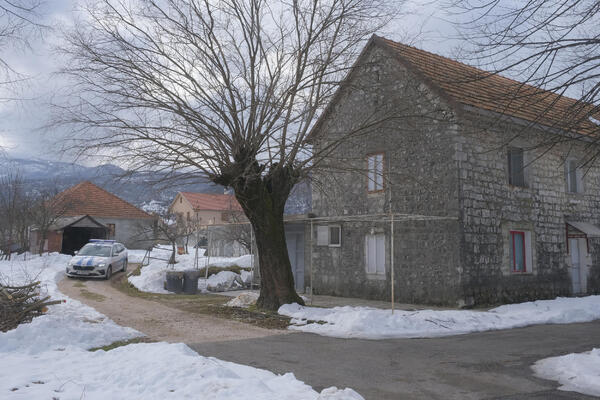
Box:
[227, 292, 260, 308]
[128, 247, 253, 294]
[0, 254, 363, 399]
[533, 348, 600, 397]
[0, 254, 140, 353]
[279, 295, 600, 339]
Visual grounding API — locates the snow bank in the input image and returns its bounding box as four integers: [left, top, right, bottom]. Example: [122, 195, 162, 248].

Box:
[533, 348, 600, 397]
[128, 247, 252, 294]
[0, 342, 363, 400]
[279, 295, 600, 339]
[0, 254, 363, 400]
[0, 254, 140, 353]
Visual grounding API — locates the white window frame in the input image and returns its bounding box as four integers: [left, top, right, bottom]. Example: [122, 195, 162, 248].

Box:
[317, 225, 342, 247]
[365, 233, 386, 276]
[367, 153, 385, 193]
[328, 225, 341, 247]
[566, 158, 584, 194]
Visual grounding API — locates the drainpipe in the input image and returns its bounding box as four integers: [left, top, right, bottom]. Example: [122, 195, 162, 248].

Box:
[310, 218, 314, 305]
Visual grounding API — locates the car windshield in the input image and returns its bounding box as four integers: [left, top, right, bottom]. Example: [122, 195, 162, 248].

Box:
[77, 244, 112, 257]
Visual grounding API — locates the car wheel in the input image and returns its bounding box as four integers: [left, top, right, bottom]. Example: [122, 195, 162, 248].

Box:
[122, 258, 128, 272]
[105, 266, 112, 280]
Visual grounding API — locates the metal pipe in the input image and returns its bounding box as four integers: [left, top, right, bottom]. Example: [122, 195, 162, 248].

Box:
[310, 219, 314, 306]
[250, 227, 254, 290]
[391, 214, 394, 314]
[205, 226, 211, 280]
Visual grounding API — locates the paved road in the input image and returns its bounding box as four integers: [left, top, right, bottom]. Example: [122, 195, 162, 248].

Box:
[190, 321, 600, 400]
[59, 274, 599, 399]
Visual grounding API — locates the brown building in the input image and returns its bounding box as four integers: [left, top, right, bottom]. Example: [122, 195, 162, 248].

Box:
[30, 181, 155, 254]
[168, 192, 244, 225]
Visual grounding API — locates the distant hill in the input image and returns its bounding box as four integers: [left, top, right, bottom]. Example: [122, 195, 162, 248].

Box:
[1, 157, 311, 215]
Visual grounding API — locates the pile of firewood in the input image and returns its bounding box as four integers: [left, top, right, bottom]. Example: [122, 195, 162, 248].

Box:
[0, 281, 62, 332]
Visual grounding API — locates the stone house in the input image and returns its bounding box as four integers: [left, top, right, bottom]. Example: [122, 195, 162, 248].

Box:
[30, 181, 156, 254]
[306, 35, 600, 306]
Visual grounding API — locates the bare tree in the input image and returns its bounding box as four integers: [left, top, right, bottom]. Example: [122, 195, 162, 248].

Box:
[448, 1, 600, 155]
[56, 0, 402, 310]
[0, 0, 45, 102]
[29, 185, 72, 255]
[0, 170, 26, 259]
[135, 211, 190, 265]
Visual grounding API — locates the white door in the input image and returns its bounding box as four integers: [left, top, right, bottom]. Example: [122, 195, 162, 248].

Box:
[570, 239, 586, 294]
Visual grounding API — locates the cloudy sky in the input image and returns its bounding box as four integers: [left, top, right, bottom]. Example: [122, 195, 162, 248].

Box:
[0, 0, 461, 164]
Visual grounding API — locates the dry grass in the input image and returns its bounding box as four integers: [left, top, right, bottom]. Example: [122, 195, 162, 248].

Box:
[113, 265, 289, 330]
[88, 336, 156, 352]
[79, 289, 107, 302]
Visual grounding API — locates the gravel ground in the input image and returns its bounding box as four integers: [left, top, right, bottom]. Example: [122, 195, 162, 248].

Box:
[58, 271, 287, 343]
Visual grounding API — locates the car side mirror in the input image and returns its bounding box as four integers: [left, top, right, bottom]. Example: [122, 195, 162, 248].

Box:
[74, 251, 78, 255]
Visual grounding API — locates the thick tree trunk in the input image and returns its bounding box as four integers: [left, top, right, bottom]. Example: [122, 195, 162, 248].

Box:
[229, 165, 305, 311]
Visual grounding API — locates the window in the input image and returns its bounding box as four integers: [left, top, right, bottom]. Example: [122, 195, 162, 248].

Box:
[365, 233, 385, 275]
[509, 230, 532, 273]
[329, 226, 341, 247]
[367, 153, 384, 192]
[186, 211, 190, 220]
[566, 159, 583, 193]
[317, 225, 342, 247]
[510, 231, 525, 272]
[508, 147, 526, 187]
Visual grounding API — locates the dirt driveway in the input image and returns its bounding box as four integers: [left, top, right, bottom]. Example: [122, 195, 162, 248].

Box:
[58, 270, 286, 343]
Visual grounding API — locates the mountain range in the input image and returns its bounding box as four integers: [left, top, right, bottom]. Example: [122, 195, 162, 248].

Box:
[1, 157, 311, 214]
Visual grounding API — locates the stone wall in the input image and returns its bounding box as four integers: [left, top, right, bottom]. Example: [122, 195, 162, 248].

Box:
[457, 111, 600, 304]
[309, 41, 600, 306]
[309, 43, 463, 305]
[308, 219, 461, 305]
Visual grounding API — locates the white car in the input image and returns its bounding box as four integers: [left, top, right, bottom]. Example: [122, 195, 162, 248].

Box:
[66, 240, 128, 279]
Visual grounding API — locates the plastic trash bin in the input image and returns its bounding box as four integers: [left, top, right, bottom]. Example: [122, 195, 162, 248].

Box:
[182, 270, 201, 295]
[165, 271, 184, 293]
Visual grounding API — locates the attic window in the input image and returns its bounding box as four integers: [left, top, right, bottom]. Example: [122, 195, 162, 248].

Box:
[508, 147, 526, 187]
[180, 197, 182, 203]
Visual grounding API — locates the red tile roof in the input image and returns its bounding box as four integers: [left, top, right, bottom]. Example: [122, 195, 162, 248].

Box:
[52, 181, 153, 219]
[179, 192, 242, 211]
[375, 36, 599, 136]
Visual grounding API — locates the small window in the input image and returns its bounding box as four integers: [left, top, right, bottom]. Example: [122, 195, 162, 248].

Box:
[510, 231, 526, 272]
[186, 211, 190, 220]
[566, 159, 583, 193]
[329, 226, 341, 247]
[317, 225, 342, 247]
[367, 153, 385, 192]
[365, 233, 385, 275]
[180, 197, 182, 203]
[508, 147, 526, 187]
